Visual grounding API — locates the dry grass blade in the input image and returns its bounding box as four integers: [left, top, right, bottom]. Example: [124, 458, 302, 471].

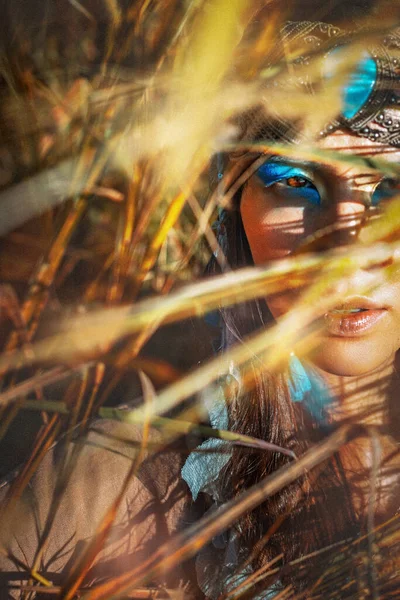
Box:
[0, 366, 88, 409]
[137, 185, 197, 286]
[107, 167, 138, 304]
[1, 2, 400, 598]
[115, 248, 399, 425]
[0, 160, 77, 238]
[4, 197, 87, 353]
[0, 240, 398, 374]
[0, 414, 61, 513]
[18, 398, 296, 458]
[7, 583, 192, 598]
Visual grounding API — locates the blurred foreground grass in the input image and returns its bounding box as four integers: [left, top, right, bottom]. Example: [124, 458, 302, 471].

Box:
[1, 0, 400, 597]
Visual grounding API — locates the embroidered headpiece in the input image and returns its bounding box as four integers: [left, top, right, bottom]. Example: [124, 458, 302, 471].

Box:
[241, 20, 400, 147]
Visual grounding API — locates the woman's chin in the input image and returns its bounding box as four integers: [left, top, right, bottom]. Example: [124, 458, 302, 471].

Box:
[309, 336, 397, 377]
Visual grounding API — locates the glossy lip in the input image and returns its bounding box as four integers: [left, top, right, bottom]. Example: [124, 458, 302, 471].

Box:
[324, 296, 389, 337]
[331, 296, 389, 312]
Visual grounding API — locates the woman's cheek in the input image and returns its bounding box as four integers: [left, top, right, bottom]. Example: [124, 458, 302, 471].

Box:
[241, 188, 305, 262]
[241, 186, 308, 317]
[265, 290, 300, 320]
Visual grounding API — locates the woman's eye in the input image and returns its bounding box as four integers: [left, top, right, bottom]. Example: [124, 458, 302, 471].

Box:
[371, 177, 400, 206]
[285, 176, 309, 188]
[256, 162, 321, 206]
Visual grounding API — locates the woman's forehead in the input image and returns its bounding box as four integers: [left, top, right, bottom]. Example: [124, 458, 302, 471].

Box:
[316, 129, 400, 165]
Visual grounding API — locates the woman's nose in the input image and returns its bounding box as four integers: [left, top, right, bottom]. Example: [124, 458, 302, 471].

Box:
[335, 198, 366, 218]
[333, 198, 366, 230]
[297, 196, 368, 253]
[326, 199, 367, 247]
[321, 197, 368, 249]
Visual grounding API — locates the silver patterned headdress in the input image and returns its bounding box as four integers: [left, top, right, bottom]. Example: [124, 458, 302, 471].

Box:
[241, 20, 400, 147]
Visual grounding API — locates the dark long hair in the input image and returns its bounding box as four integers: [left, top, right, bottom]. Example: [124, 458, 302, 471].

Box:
[203, 1, 397, 592]
[208, 193, 361, 593]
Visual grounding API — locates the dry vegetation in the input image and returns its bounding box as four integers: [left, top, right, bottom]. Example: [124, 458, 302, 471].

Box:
[1, 0, 400, 597]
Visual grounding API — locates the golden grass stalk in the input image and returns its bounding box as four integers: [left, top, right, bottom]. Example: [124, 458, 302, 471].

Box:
[1, 1, 400, 598]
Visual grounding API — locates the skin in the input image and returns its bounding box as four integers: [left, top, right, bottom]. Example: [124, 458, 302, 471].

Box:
[240, 129, 400, 520]
[241, 129, 400, 378]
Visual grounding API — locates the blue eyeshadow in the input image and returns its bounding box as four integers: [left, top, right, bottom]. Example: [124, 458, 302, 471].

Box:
[371, 180, 398, 206]
[256, 161, 321, 205]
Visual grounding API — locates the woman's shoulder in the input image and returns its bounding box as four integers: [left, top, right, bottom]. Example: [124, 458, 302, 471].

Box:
[0, 418, 195, 597]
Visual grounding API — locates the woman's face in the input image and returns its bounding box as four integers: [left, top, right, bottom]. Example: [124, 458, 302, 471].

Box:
[240, 130, 400, 376]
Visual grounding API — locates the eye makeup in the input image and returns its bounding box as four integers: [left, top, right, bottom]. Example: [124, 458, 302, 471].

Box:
[256, 159, 322, 206]
[255, 157, 400, 209]
[371, 177, 400, 206]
